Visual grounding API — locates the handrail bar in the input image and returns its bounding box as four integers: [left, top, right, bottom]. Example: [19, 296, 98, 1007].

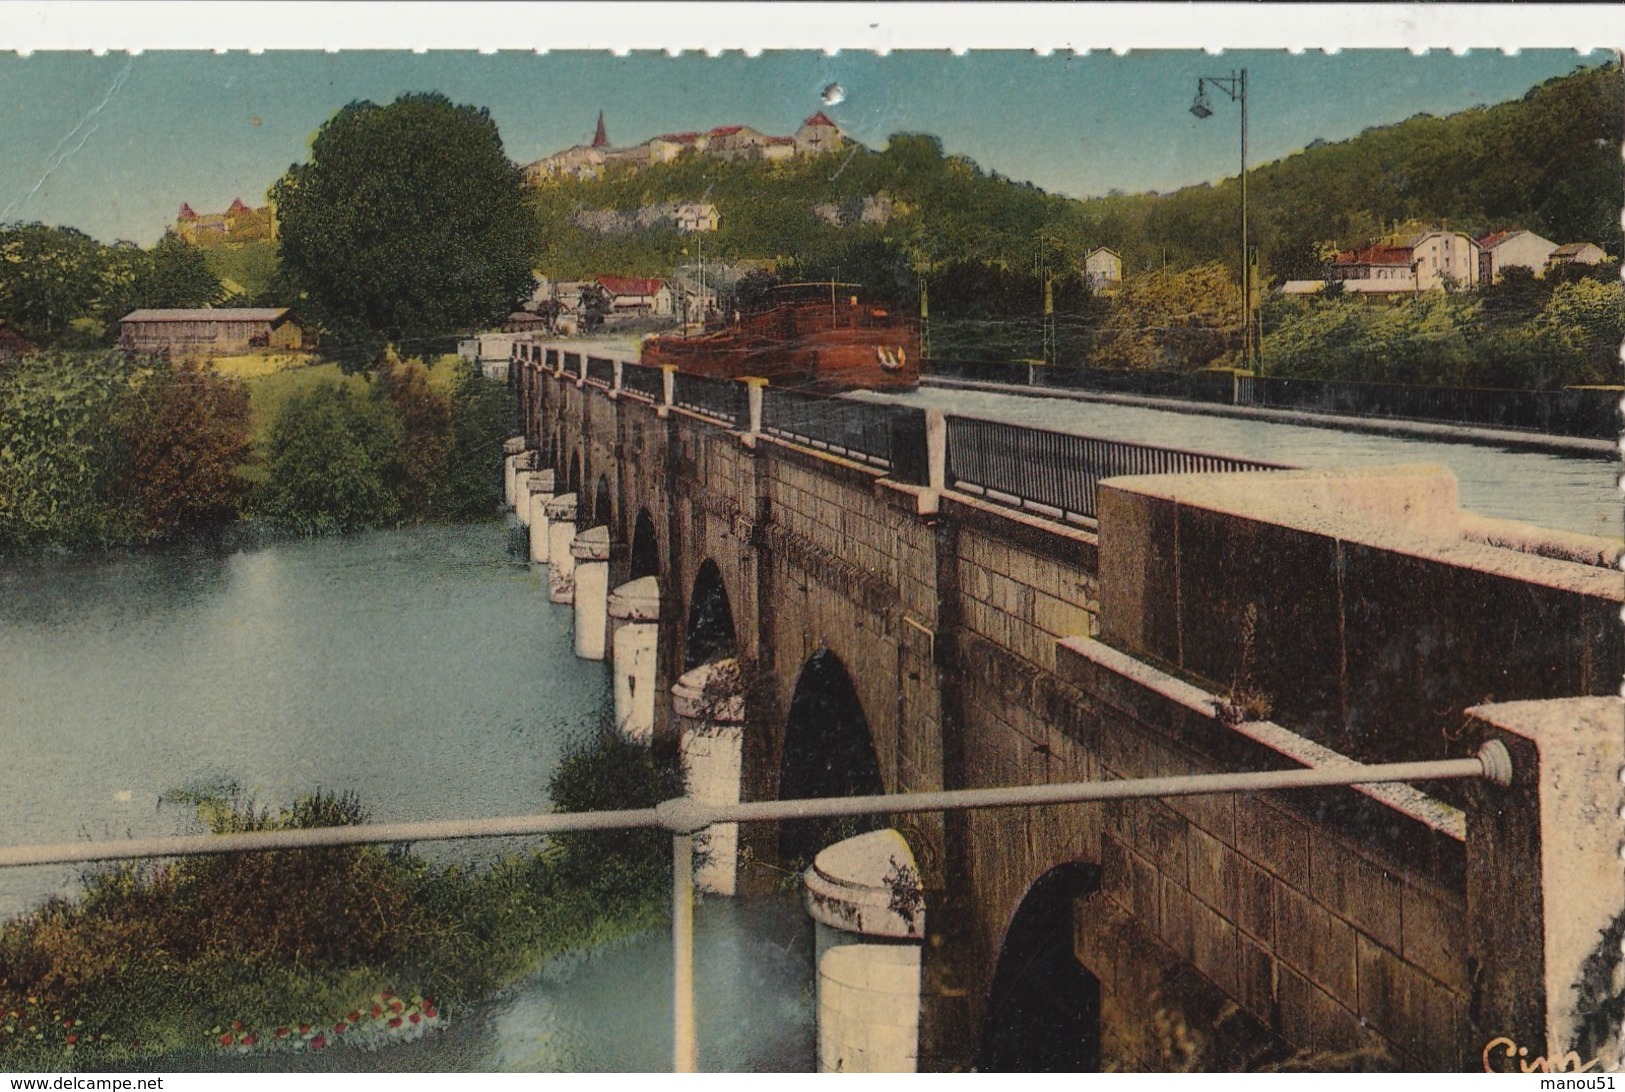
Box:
[0, 736, 1506, 1073]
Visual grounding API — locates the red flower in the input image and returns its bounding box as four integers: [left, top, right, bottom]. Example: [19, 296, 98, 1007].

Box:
[241, 1033, 258, 1047]
[299, 1023, 312, 1034]
[381, 991, 394, 1001]
[370, 1005, 383, 1018]
[347, 1011, 361, 1023]
[65, 1034, 78, 1045]
[408, 1013, 420, 1025]
[333, 1022, 348, 1035]
[423, 1007, 438, 1020]
[231, 1020, 244, 1032]
[389, 1001, 403, 1014]
[387, 1017, 403, 1029]
[275, 1027, 290, 1039]
[219, 1033, 234, 1047]
[310, 1033, 327, 1050]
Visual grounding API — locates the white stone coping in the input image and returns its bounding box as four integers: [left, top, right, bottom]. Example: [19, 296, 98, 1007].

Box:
[1061, 635, 1467, 841]
[607, 576, 661, 622]
[544, 492, 578, 521]
[803, 828, 925, 940]
[502, 436, 527, 455]
[570, 525, 612, 562]
[671, 658, 744, 723]
[526, 469, 557, 495]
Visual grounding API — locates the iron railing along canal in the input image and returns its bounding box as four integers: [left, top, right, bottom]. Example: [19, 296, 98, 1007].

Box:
[946, 416, 1291, 524]
[0, 745, 1510, 1072]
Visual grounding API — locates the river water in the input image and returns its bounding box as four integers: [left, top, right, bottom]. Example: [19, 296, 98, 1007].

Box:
[863, 386, 1622, 539]
[0, 522, 813, 1072]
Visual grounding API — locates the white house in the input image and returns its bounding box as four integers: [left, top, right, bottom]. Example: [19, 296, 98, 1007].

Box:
[1408, 231, 1480, 290]
[1475, 230, 1559, 282]
[1084, 247, 1123, 290]
[676, 203, 719, 233]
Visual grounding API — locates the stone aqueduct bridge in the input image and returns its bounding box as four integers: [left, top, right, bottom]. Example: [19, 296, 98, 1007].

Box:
[507, 343, 1622, 1073]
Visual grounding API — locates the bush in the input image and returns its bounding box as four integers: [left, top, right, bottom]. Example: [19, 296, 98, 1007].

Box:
[432, 363, 516, 520]
[0, 351, 142, 553]
[254, 382, 404, 534]
[0, 729, 680, 1067]
[374, 356, 451, 517]
[118, 359, 252, 541]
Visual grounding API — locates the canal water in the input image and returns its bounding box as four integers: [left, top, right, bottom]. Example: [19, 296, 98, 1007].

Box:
[0, 521, 813, 1071]
[867, 386, 1622, 539]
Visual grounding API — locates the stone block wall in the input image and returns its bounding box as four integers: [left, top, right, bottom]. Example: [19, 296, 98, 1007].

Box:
[1061, 639, 1473, 1069]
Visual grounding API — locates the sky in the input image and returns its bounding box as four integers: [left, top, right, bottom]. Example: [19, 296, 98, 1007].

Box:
[0, 48, 1604, 245]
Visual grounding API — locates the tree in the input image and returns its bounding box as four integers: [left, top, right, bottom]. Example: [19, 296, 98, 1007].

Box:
[118, 359, 251, 541]
[271, 93, 538, 369]
[0, 223, 109, 346]
[255, 383, 404, 533]
[100, 234, 224, 329]
[374, 354, 451, 516]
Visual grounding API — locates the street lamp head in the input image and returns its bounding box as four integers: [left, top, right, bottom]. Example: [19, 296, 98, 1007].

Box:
[1190, 84, 1213, 119]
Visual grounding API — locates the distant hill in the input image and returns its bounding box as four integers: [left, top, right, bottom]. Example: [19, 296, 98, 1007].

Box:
[530, 62, 1622, 293]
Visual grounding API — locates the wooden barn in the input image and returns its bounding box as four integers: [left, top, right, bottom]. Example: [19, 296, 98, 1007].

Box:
[119, 308, 306, 354]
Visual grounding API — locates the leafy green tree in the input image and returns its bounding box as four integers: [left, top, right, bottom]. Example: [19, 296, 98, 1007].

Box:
[100, 234, 223, 329]
[1092, 262, 1242, 370]
[0, 350, 141, 552]
[433, 363, 515, 520]
[271, 93, 539, 369]
[0, 224, 110, 346]
[255, 382, 404, 533]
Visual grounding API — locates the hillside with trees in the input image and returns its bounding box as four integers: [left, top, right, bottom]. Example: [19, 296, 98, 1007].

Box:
[533, 61, 1621, 383]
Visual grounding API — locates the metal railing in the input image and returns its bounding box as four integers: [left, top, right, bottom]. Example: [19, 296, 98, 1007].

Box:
[585, 356, 616, 389]
[761, 388, 904, 470]
[672, 371, 747, 427]
[620, 360, 666, 402]
[946, 417, 1291, 524]
[0, 744, 1508, 1072]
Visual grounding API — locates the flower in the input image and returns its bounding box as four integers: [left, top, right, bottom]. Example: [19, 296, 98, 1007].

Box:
[387, 1017, 402, 1029]
[389, 1000, 403, 1014]
[219, 1033, 234, 1048]
[369, 1004, 383, 1018]
[333, 1021, 347, 1035]
[408, 1013, 420, 1025]
[65, 1034, 78, 1045]
[347, 1011, 361, 1023]
[275, 1027, 290, 1039]
[423, 1007, 438, 1020]
[241, 1033, 258, 1047]
[309, 1033, 327, 1050]
[299, 1023, 312, 1034]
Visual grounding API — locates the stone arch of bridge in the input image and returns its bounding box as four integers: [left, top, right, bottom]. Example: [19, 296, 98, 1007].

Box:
[777, 649, 887, 870]
[979, 862, 1102, 1072]
[630, 509, 660, 582]
[683, 558, 738, 671]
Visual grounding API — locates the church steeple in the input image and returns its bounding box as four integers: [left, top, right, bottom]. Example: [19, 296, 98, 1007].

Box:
[591, 110, 609, 148]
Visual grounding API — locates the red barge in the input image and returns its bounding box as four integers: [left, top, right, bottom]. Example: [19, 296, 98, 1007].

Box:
[639, 282, 919, 392]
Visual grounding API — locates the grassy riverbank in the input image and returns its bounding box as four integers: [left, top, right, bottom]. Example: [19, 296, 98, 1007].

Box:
[0, 729, 680, 1069]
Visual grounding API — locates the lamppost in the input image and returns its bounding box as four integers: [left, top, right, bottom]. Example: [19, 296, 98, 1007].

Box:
[1190, 68, 1256, 371]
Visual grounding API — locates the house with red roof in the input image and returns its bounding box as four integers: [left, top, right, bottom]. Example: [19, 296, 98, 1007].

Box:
[1325, 230, 1482, 296]
[1474, 229, 1558, 283]
[595, 276, 673, 318]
